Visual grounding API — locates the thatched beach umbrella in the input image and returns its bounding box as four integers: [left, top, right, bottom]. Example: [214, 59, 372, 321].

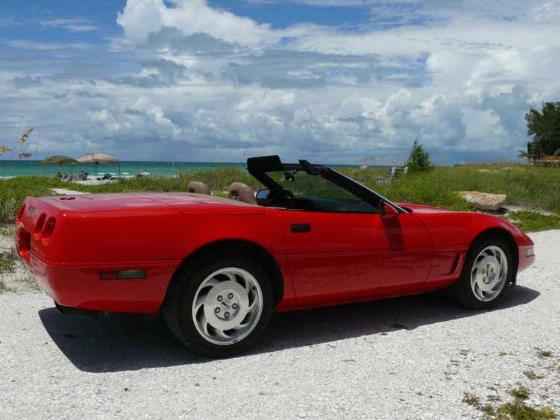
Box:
[77, 153, 119, 164]
[78, 153, 120, 176]
[42, 155, 78, 165]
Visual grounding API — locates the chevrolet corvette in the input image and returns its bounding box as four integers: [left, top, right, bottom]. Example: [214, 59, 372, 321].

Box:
[16, 155, 535, 357]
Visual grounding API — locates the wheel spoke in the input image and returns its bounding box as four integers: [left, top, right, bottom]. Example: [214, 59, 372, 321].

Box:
[236, 275, 249, 291]
[495, 266, 503, 283]
[214, 327, 231, 340]
[193, 294, 207, 315]
[199, 312, 210, 335]
[202, 277, 221, 289]
[247, 299, 256, 311]
[223, 272, 237, 282]
[247, 290, 258, 310]
[238, 315, 252, 328]
[472, 266, 479, 278]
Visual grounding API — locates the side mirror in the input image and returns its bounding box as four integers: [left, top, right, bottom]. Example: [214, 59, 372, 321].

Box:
[255, 188, 271, 204]
[381, 201, 400, 217]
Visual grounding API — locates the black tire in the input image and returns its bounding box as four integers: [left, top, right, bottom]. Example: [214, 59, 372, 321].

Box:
[452, 236, 516, 309]
[162, 255, 274, 358]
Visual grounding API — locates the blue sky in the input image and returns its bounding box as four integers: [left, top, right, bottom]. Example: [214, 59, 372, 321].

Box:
[1, 0, 560, 163]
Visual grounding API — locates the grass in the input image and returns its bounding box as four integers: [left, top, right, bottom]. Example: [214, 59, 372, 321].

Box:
[75, 168, 259, 195]
[463, 392, 482, 408]
[510, 212, 560, 233]
[491, 387, 556, 420]
[344, 164, 560, 213]
[0, 251, 16, 275]
[0, 176, 68, 223]
[1, 164, 560, 230]
[510, 386, 531, 401]
[464, 387, 556, 420]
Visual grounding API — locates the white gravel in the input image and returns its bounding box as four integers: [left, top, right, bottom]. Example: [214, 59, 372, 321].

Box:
[0, 231, 559, 420]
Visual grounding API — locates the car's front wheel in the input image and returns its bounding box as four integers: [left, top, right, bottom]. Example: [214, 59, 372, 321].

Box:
[453, 236, 516, 309]
[163, 256, 274, 358]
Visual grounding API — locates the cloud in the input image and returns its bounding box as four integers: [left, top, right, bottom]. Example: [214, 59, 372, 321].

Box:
[245, 0, 382, 6]
[5, 40, 92, 51]
[117, 0, 278, 47]
[531, 0, 560, 23]
[2, 0, 560, 163]
[40, 18, 98, 33]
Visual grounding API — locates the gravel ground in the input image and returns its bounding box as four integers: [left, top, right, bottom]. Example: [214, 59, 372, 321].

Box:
[0, 231, 559, 420]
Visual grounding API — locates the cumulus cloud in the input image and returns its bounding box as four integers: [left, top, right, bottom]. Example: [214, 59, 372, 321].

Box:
[117, 0, 279, 47]
[2, 0, 560, 163]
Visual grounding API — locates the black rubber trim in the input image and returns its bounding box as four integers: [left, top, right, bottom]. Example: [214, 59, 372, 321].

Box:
[291, 223, 311, 233]
[246, 155, 407, 213]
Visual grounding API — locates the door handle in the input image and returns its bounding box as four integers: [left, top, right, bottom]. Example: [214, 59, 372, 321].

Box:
[291, 223, 311, 233]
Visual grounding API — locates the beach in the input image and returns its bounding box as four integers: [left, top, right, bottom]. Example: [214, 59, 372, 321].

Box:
[0, 160, 243, 179]
[1, 228, 559, 419]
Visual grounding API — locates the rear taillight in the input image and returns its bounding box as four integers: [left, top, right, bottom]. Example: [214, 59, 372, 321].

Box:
[42, 217, 56, 237]
[34, 213, 46, 233]
[16, 228, 31, 261]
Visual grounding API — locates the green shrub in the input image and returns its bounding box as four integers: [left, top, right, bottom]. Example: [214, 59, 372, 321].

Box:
[0, 177, 67, 223]
[406, 140, 433, 172]
[510, 212, 560, 232]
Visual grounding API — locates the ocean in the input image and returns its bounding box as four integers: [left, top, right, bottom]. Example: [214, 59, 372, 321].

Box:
[0, 160, 244, 178]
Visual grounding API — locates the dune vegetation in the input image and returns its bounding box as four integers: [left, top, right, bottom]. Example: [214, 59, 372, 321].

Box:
[1, 164, 560, 231]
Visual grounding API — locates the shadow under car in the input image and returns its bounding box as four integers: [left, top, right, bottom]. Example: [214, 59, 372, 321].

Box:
[38, 285, 540, 373]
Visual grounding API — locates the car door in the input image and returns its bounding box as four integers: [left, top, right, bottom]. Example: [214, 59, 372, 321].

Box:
[268, 207, 433, 305]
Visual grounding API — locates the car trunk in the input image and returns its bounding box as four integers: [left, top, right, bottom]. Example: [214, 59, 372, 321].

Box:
[15, 193, 262, 266]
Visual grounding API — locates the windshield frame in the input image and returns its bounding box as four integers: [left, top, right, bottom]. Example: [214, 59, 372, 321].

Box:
[246, 155, 407, 214]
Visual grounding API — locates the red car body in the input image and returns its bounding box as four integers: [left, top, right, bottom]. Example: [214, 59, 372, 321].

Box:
[16, 191, 534, 314]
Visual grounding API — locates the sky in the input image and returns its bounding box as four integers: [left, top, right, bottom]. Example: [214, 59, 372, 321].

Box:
[1, 0, 560, 164]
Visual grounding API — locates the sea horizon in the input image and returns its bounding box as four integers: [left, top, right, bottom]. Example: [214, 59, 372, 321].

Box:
[0, 160, 244, 178]
[0, 159, 367, 178]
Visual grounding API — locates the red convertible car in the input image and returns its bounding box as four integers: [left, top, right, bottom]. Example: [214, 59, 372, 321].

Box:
[16, 156, 535, 357]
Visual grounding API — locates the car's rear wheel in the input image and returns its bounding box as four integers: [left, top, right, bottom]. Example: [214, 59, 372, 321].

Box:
[453, 236, 515, 309]
[163, 256, 273, 358]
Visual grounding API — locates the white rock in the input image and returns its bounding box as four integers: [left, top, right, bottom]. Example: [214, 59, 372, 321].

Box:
[459, 191, 507, 211]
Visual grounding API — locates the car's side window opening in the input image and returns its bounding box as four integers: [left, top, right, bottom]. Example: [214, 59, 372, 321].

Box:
[264, 170, 378, 213]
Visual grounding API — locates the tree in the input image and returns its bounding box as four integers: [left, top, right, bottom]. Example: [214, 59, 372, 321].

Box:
[525, 102, 560, 156]
[407, 140, 432, 171]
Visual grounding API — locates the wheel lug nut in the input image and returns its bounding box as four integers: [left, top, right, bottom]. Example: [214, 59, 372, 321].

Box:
[215, 307, 221, 314]
[217, 295, 223, 302]
[232, 303, 239, 310]
[228, 293, 234, 299]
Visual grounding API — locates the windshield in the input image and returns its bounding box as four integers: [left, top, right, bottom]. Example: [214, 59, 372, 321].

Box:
[266, 170, 377, 213]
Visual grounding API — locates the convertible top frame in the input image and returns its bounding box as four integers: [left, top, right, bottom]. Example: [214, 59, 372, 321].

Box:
[246, 155, 406, 214]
